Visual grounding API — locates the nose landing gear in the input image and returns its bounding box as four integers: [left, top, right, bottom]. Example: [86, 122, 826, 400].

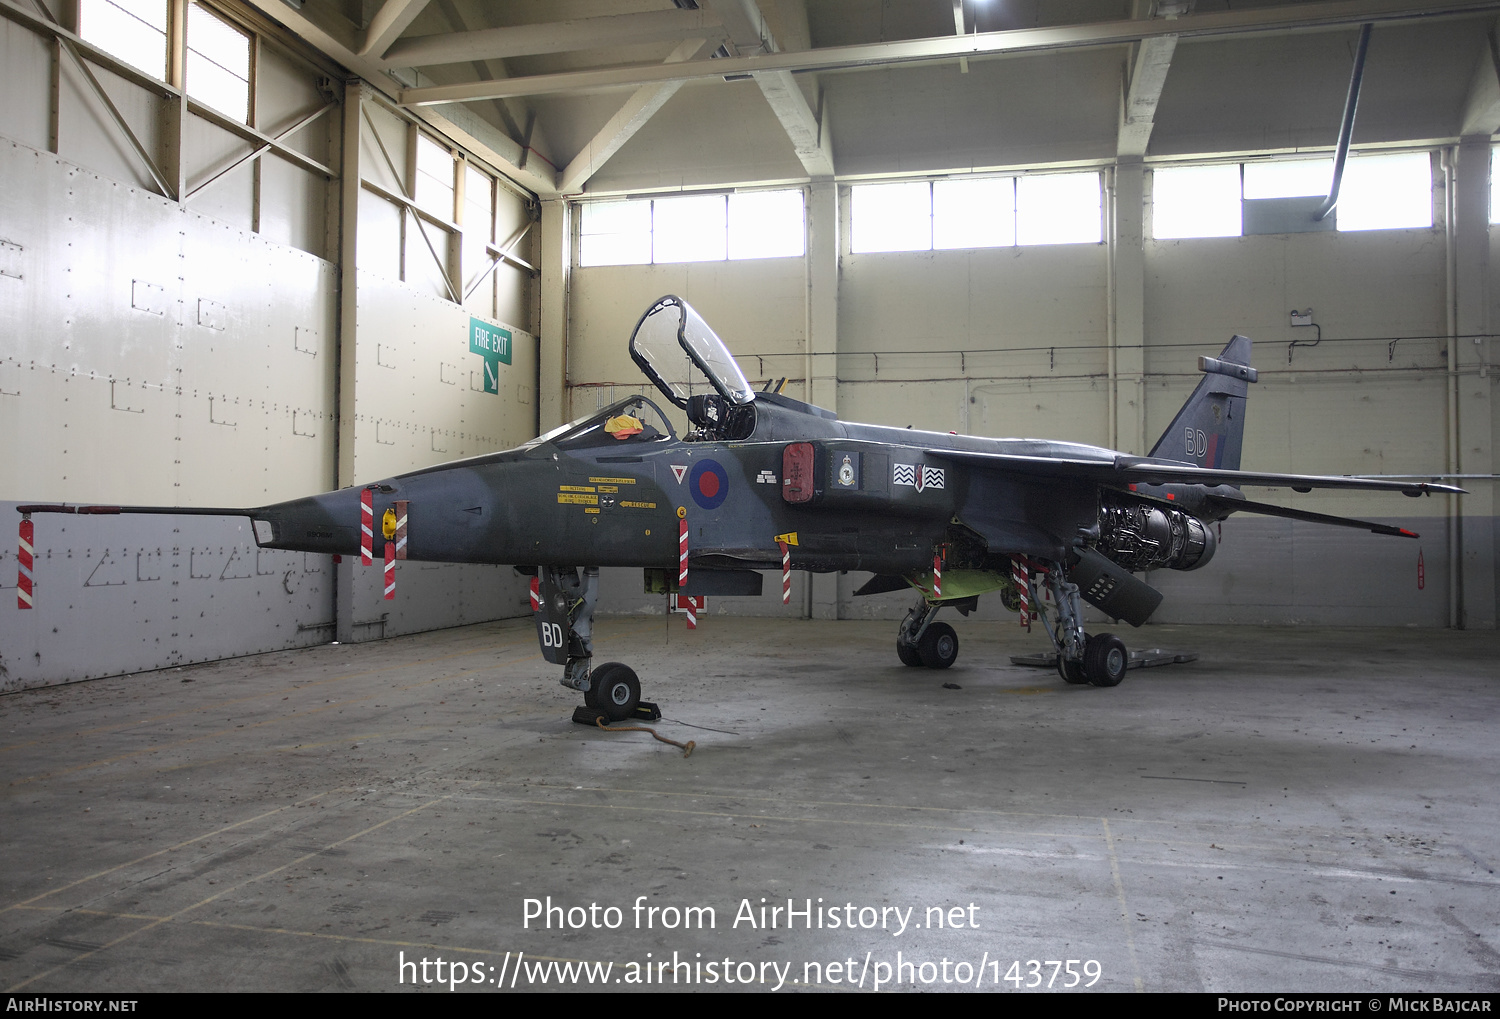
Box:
[533, 566, 657, 723]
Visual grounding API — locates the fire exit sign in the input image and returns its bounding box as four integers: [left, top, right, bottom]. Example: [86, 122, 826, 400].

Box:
[469, 318, 512, 394]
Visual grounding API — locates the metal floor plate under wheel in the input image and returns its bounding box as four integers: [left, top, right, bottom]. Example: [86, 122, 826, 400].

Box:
[1011, 648, 1199, 670]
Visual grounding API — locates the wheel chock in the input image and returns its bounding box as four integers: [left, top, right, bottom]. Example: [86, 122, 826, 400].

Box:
[571, 701, 662, 726]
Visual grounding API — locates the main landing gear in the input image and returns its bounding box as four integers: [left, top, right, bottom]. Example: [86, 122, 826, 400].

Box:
[535, 566, 648, 722]
[891, 559, 1130, 688]
[1030, 560, 1128, 688]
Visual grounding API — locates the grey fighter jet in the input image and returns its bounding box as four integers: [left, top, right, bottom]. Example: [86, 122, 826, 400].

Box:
[18, 296, 1462, 719]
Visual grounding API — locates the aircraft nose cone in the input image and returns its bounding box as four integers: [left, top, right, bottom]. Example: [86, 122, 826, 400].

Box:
[252, 487, 366, 556]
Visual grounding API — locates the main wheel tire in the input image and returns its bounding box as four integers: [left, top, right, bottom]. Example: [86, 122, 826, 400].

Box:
[587, 662, 641, 721]
[896, 638, 923, 667]
[1084, 633, 1128, 688]
[1057, 654, 1089, 684]
[918, 622, 958, 669]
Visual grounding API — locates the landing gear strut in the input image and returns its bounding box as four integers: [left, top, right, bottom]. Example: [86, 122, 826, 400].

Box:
[896, 595, 959, 669]
[1032, 560, 1129, 688]
[534, 566, 645, 721]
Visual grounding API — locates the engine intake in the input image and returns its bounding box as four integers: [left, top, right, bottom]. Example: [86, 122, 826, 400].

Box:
[1096, 494, 1215, 572]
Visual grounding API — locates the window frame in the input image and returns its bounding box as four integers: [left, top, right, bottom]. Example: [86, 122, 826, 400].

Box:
[849, 171, 1104, 254]
[1151, 151, 1437, 239]
[576, 188, 807, 268]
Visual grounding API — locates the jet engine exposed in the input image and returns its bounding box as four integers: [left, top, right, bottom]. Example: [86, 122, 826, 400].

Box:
[1096, 493, 1216, 572]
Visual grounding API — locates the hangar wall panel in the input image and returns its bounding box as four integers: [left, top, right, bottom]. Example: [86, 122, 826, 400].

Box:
[350, 271, 537, 481]
[0, 141, 339, 689]
[341, 271, 537, 639]
[838, 242, 1110, 443]
[0, 143, 340, 507]
[1142, 227, 1453, 624]
[0, 15, 542, 688]
[0, 501, 333, 691]
[0, 16, 51, 153]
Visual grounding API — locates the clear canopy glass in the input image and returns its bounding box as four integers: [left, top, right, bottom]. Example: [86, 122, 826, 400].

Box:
[628, 296, 755, 409]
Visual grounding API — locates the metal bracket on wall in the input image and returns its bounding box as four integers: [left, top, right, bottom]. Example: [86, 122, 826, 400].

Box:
[110, 380, 143, 414]
[0, 238, 23, 280]
[208, 396, 237, 427]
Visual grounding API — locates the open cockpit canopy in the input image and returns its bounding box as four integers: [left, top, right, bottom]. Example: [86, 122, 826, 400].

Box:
[629, 296, 755, 411]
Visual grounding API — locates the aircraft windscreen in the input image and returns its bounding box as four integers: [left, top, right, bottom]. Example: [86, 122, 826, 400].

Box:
[548, 396, 677, 451]
[629, 296, 755, 409]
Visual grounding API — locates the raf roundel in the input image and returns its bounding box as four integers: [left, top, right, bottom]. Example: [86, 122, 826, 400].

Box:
[689, 459, 730, 510]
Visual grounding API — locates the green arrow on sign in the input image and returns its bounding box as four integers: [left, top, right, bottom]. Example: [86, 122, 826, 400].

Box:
[469, 318, 512, 395]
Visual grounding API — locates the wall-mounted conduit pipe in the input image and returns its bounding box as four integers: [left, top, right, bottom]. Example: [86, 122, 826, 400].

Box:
[1313, 23, 1373, 222]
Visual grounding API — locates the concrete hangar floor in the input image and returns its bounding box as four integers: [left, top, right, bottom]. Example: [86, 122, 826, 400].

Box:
[1, 617, 1497, 993]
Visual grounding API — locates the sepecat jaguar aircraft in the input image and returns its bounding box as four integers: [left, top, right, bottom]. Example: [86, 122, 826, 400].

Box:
[17, 296, 1463, 719]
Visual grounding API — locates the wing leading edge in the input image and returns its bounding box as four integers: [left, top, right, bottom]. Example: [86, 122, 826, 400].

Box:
[924, 448, 1467, 498]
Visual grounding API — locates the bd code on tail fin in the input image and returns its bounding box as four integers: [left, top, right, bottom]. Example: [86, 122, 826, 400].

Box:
[1148, 335, 1257, 471]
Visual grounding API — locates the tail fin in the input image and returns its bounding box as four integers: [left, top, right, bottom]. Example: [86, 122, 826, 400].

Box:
[1147, 335, 1257, 470]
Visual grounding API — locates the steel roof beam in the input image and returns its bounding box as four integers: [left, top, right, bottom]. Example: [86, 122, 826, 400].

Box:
[398, 0, 1500, 105]
[361, 0, 432, 58]
[238, 0, 556, 196]
[383, 9, 725, 67]
[704, 0, 833, 179]
[558, 37, 716, 194]
[1118, 33, 1178, 157]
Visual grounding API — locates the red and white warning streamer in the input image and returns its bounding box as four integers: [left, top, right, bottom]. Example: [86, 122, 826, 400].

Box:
[779, 541, 791, 605]
[394, 500, 408, 560]
[529, 576, 540, 612]
[17, 515, 33, 610]
[383, 541, 395, 600]
[678, 510, 689, 587]
[360, 489, 374, 565]
[677, 594, 704, 628]
[932, 551, 943, 600]
[1010, 554, 1031, 630]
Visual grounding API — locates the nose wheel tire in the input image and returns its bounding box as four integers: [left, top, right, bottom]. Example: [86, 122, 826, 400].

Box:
[918, 622, 959, 670]
[1084, 633, 1128, 688]
[584, 662, 641, 721]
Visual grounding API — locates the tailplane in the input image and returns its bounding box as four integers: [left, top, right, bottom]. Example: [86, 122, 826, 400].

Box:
[1147, 335, 1257, 471]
